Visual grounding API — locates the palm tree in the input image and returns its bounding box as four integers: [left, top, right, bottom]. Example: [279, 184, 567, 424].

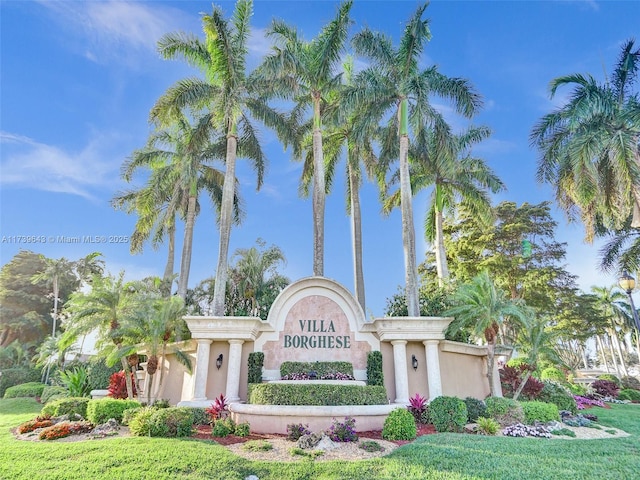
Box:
[31, 256, 78, 338]
[254, 0, 353, 278]
[152, 0, 290, 316]
[384, 123, 504, 286]
[119, 115, 239, 300]
[60, 273, 142, 399]
[347, 2, 482, 315]
[444, 271, 530, 396]
[532, 39, 640, 241]
[227, 239, 289, 318]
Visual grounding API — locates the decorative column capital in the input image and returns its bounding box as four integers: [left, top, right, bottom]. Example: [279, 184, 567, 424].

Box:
[228, 339, 245, 346]
[390, 339, 408, 346]
[423, 339, 440, 347]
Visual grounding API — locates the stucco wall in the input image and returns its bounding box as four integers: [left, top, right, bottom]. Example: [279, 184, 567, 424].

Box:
[439, 341, 491, 400]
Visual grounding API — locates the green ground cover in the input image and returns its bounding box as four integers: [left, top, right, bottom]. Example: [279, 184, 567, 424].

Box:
[0, 398, 638, 480]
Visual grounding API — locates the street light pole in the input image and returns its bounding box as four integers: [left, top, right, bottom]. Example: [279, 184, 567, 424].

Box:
[618, 271, 640, 333]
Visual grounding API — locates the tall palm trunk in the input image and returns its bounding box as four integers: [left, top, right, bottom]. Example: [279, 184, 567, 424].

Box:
[595, 335, 610, 373]
[434, 205, 449, 287]
[398, 98, 419, 317]
[177, 186, 197, 299]
[212, 128, 239, 316]
[611, 328, 628, 376]
[348, 161, 366, 312]
[120, 356, 134, 400]
[52, 276, 59, 338]
[162, 218, 176, 298]
[312, 94, 325, 277]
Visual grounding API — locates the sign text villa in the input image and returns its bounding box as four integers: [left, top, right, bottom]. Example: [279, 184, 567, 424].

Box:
[283, 319, 351, 349]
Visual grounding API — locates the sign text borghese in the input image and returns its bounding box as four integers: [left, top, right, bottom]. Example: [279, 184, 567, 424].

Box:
[283, 319, 351, 349]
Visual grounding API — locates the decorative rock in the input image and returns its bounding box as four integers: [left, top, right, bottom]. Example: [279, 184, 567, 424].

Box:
[90, 418, 120, 438]
[297, 432, 323, 449]
[314, 434, 340, 451]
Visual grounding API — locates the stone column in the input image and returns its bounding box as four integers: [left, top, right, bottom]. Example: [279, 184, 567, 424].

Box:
[391, 340, 409, 404]
[192, 339, 212, 401]
[423, 340, 443, 401]
[225, 339, 244, 403]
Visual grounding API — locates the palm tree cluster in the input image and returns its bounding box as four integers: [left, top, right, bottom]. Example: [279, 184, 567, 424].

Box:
[114, 0, 500, 318]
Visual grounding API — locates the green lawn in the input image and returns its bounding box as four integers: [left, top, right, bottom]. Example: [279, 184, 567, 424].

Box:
[1, 398, 638, 480]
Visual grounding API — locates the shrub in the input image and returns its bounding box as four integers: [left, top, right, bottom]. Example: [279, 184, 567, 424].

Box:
[286, 423, 311, 441]
[243, 440, 272, 451]
[86, 398, 141, 424]
[540, 367, 565, 383]
[408, 393, 428, 424]
[566, 382, 587, 396]
[328, 416, 358, 442]
[150, 407, 193, 437]
[428, 396, 468, 433]
[280, 361, 354, 378]
[87, 358, 121, 391]
[58, 366, 91, 397]
[188, 407, 209, 426]
[463, 397, 487, 423]
[41, 397, 90, 419]
[502, 423, 551, 438]
[506, 356, 528, 368]
[618, 389, 640, 403]
[248, 383, 387, 406]
[128, 407, 156, 436]
[485, 397, 524, 426]
[121, 407, 143, 426]
[475, 417, 500, 435]
[521, 401, 560, 424]
[359, 440, 385, 452]
[235, 422, 250, 437]
[38, 421, 93, 440]
[151, 398, 170, 408]
[205, 394, 228, 423]
[107, 371, 136, 399]
[0, 366, 41, 397]
[538, 382, 577, 414]
[366, 351, 384, 387]
[212, 417, 235, 438]
[621, 376, 640, 390]
[499, 364, 544, 399]
[591, 379, 619, 398]
[41, 386, 69, 404]
[3, 382, 46, 399]
[597, 374, 621, 387]
[382, 408, 416, 441]
[247, 352, 264, 384]
[17, 418, 54, 434]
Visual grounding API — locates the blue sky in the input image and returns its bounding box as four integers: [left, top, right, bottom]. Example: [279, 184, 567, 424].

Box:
[1, 0, 639, 318]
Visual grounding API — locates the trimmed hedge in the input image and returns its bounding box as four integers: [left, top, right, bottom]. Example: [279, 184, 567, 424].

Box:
[382, 408, 416, 441]
[87, 358, 120, 391]
[428, 396, 467, 433]
[464, 397, 487, 423]
[129, 407, 193, 437]
[538, 382, 577, 414]
[41, 397, 90, 419]
[618, 388, 640, 403]
[3, 382, 46, 399]
[521, 401, 559, 424]
[280, 361, 353, 378]
[86, 398, 141, 424]
[0, 367, 41, 397]
[41, 386, 69, 404]
[485, 397, 524, 426]
[248, 383, 387, 406]
[248, 352, 264, 384]
[366, 351, 384, 387]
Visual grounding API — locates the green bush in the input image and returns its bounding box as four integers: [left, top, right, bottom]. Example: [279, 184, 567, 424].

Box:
[122, 407, 143, 426]
[129, 406, 193, 437]
[366, 351, 384, 387]
[86, 398, 141, 424]
[280, 361, 353, 378]
[538, 382, 577, 414]
[463, 397, 487, 422]
[235, 422, 250, 437]
[58, 366, 91, 397]
[428, 396, 468, 433]
[485, 397, 524, 426]
[0, 366, 41, 397]
[248, 383, 387, 406]
[618, 389, 640, 402]
[382, 408, 416, 441]
[3, 382, 46, 399]
[597, 374, 621, 387]
[621, 376, 640, 390]
[188, 407, 209, 426]
[506, 357, 528, 368]
[521, 401, 559, 424]
[248, 352, 264, 384]
[41, 386, 69, 404]
[41, 397, 90, 418]
[566, 382, 587, 396]
[87, 358, 121, 391]
[475, 417, 500, 435]
[540, 367, 565, 383]
[212, 417, 235, 437]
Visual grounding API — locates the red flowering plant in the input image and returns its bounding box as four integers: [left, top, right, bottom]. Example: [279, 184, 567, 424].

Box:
[205, 394, 229, 425]
[17, 418, 54, 434]
[39, 421, 93, 440]
[107, 371, 137, 399]
[408, 393, 429, 424]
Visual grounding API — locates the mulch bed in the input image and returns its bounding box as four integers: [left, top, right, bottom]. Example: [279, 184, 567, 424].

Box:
[192, 423, 437, 446]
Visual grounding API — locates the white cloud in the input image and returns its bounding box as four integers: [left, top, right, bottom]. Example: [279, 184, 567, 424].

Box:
[37, 0, 192, 65]
[0, 131, 121, 200]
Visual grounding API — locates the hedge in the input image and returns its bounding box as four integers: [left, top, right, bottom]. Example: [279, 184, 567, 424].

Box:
[248, 383, 387, 406]
[0, 367, 41, 397]
[86, 398, 141, 424]
[3, 382, 46, 399]
[521, 401, 559, 424]
[280, 361, 353, 378]
[41, 397, 90, 418]
[366, 351, 384, 387]
[129, 407, 193, 437]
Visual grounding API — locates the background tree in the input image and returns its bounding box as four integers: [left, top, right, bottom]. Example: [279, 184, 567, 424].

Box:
[348, 2, 482, 315]
[532, 39, 640, 242]
[444, 271, 531, 396]
[256, 0, 353, 278]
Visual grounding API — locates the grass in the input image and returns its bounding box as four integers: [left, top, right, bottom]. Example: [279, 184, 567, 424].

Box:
[0, 398, 639, 479]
